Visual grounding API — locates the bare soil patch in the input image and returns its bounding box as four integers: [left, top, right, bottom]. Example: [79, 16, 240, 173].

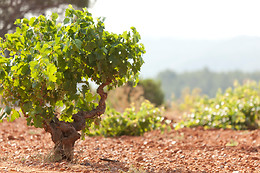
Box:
[0, 118, 259, 172]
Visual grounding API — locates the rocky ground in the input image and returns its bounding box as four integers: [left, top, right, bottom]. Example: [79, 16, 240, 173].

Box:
[0, 118, 259, 172]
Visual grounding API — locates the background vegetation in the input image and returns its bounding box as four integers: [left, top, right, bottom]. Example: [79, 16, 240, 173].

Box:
[102, 77, 260, 134]
[175, 81, 260, 130]
[88, 100, 169, 137]
[158, 68, 260, 100]
[106, 79, 164, 112]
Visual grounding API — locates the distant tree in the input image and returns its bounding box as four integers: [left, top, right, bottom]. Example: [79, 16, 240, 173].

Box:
[0, 0, 93, 37]
[138, 79, 164, 106]
[107, 79, 164, 110]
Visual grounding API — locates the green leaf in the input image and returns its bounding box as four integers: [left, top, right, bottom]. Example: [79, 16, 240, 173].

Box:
[33, 115, 43, 128]
[74, 39, 82, 49]
[63, 18, 70, 25]
[51, 13, 59, 21]
[0, 86, 4, 95]
[26, 117, 33, 126]
[56, 100, 64, 107]
[23, 18, 29, 24]
[102, 47, 108, 54]
[4, 105, 11, 115]
[29, 17, 36, 26]
[10, 110, 20, 122]
[29, 60, 39, 79]
[66, 105, 73, 115]
[109, 55, 120, 66]
[46, 63, 57, 82]
[23, 101, 33, 112]
[122, 31, 129, 40]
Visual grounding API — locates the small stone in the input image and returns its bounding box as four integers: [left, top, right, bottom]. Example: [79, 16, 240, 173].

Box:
[136, 156, 143, 162]
[7, 135, 16, 140]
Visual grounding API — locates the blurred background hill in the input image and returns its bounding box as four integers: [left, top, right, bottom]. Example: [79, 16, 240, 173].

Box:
[158, 68, 260, 100]
[141, 36, 260, 78]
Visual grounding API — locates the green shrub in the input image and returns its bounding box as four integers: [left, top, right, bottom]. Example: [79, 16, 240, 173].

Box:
[0, 5, 145, 160]
[138, 79, 165, 106]
[88, 100, 169, 137]
[175, 81, 260, 130]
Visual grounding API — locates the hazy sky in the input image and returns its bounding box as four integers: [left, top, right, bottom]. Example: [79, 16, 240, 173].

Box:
[90, 0, 260, 40]
[89, 0, 260, 78]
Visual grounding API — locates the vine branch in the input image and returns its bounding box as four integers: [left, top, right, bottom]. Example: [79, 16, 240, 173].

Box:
[71, 80, 112, 131]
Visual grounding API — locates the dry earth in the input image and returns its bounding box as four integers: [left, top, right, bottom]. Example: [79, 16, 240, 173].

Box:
[0, 118, 259, 173]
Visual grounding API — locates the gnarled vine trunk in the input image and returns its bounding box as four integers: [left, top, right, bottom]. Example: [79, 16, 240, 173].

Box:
[43, 81, 111, 161]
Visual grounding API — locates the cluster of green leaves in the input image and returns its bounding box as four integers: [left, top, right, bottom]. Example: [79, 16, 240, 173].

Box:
[0, 5, 145, 128]
[176, 81, 260, 130]
[88, 100, 170, 137]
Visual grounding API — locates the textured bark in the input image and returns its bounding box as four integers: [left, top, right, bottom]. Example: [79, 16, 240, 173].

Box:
[44, 81, 111, 161]
[47, 117, 80, 161]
